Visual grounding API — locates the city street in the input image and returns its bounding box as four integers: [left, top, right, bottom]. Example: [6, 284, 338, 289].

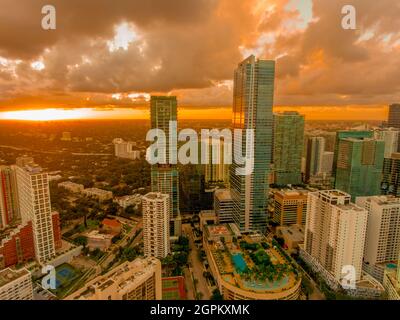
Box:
[182, 224, 211, 300]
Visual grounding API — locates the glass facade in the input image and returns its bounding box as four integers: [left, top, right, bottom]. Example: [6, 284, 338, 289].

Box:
[230, 56, 274, 233]
[150, 96, 179, 218]
[273, 112, 304, 185]
[335, 138, 384, 200]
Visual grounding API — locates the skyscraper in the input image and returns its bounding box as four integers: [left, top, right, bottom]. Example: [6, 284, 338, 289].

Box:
[273, 111, 304, 185]
[388, 104, 400, 129]
[15, 157, 56, 264]
[381, 152, 400, 196]
[142, 192, 170, 259]
[230, 55, 274, 233]
[305, 136, 325, 182]
[374, 128, 399, 158]
[303, 190, 368, 283]
[335, 137, 384, 200]
[150, 96, 180, 235]
[0, 165, 20, 229]
[332, 130, 373, 177]
[356, 195, 400, 283]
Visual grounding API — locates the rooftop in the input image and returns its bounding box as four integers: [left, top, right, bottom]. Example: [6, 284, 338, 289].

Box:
[204, 224, 299, 295]
[0, 268, 30, 287]
[68, 257, 159, 300]
[215, 189, 232, 201]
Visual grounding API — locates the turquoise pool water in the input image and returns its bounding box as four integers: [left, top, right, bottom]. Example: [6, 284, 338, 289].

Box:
[232, 254, 247, 273]
[387, 263, 397, 269]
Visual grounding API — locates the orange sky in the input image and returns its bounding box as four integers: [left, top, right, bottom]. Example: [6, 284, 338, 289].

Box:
[0, 105, 388, 121]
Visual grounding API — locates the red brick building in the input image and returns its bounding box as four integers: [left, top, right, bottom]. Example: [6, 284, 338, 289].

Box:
[52, 211, 62, 249]
[0, 212, 62, 268]
[0, 222, 35, 268]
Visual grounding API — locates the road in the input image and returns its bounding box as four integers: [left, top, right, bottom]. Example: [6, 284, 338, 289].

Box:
[99, 221, 143, 269]
[183, 223, 211, 300]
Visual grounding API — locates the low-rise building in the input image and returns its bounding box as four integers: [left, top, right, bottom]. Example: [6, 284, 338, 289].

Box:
[86, 230, 113, 251]
[102, 218, 122, 235]
[66, 257, 162, 300]
[276, 224, 304, 252]
[114, 194, 142, 209]
[0, 268, 33, 300]
[83, 188, 113, 202]
[199, 210, 217, 232]
[58, 181, 85, 193]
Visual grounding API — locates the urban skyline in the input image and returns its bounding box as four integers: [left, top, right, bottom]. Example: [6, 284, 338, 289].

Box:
[1, 0, 400, 306]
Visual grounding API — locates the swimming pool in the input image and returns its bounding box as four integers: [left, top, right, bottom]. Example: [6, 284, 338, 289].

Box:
[232, 254, 247, 273]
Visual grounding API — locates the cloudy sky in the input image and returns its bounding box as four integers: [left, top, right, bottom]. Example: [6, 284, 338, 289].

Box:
[0, 0, 399, 116]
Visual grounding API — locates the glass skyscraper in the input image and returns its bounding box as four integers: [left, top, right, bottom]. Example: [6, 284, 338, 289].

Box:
[335, 137, 384, 200]
[150, 96, 180, 235]
[273, 111, 304, 185]
[230, 55, 274, 233]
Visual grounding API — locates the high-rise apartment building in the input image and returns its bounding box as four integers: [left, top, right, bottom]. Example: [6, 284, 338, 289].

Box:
[273, 190, 307, 226]
[273, 111, 304, 185]
[150, 96, 180, 235]
[381, 152, 400, 197]
[142, 192, 170, 259]
[15, 157, 56, 264]
[332, 130, 373, 177]
[335, 137, 384, 200]
[204, 138, 230, 187]
[321, 151, 334, 174]
[305, 137, 325, 182]
[0, 268, 33, 300]
[374, 128, 399, 158]
[303, 190, 368, 282]
[214, 189, 233, 224]
[230, 55, 274, 233]
[66, 257, 162, 300]
[356, 196, 400, 282]
[0, 165, 20, 229]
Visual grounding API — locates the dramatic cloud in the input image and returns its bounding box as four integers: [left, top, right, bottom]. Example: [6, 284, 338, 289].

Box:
[0, 0, 399, 110]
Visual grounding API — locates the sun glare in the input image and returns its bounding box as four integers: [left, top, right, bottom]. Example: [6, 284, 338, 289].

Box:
[0, 109, 91, 121]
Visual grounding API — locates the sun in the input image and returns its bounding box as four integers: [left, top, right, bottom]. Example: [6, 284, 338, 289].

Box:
[0, 109, 91, 121]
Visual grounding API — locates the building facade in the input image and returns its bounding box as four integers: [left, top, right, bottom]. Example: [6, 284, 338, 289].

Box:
[374, 128, 399, 158]
[381, 152, 400, 197]
[305, 136, 325, 182]
[0, 165, 20, 229]
[15, 158, 56, 264]
[273, 111, 304, 185]
[335, 137, 384, 200]
[230, 55, 274, 233]
[332, 130, 373, 177]
[113, 138, 140, 160]
[304, 190, 368, 282]
[142, 193, 170, 259]
[150, 96, 180, 235]
[66, 257, 162, 300]
[273, 190, 307, 226]
[0, 268, 33, 300]
[214, 189, 234, 224]
[356, 196, 400, 283]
